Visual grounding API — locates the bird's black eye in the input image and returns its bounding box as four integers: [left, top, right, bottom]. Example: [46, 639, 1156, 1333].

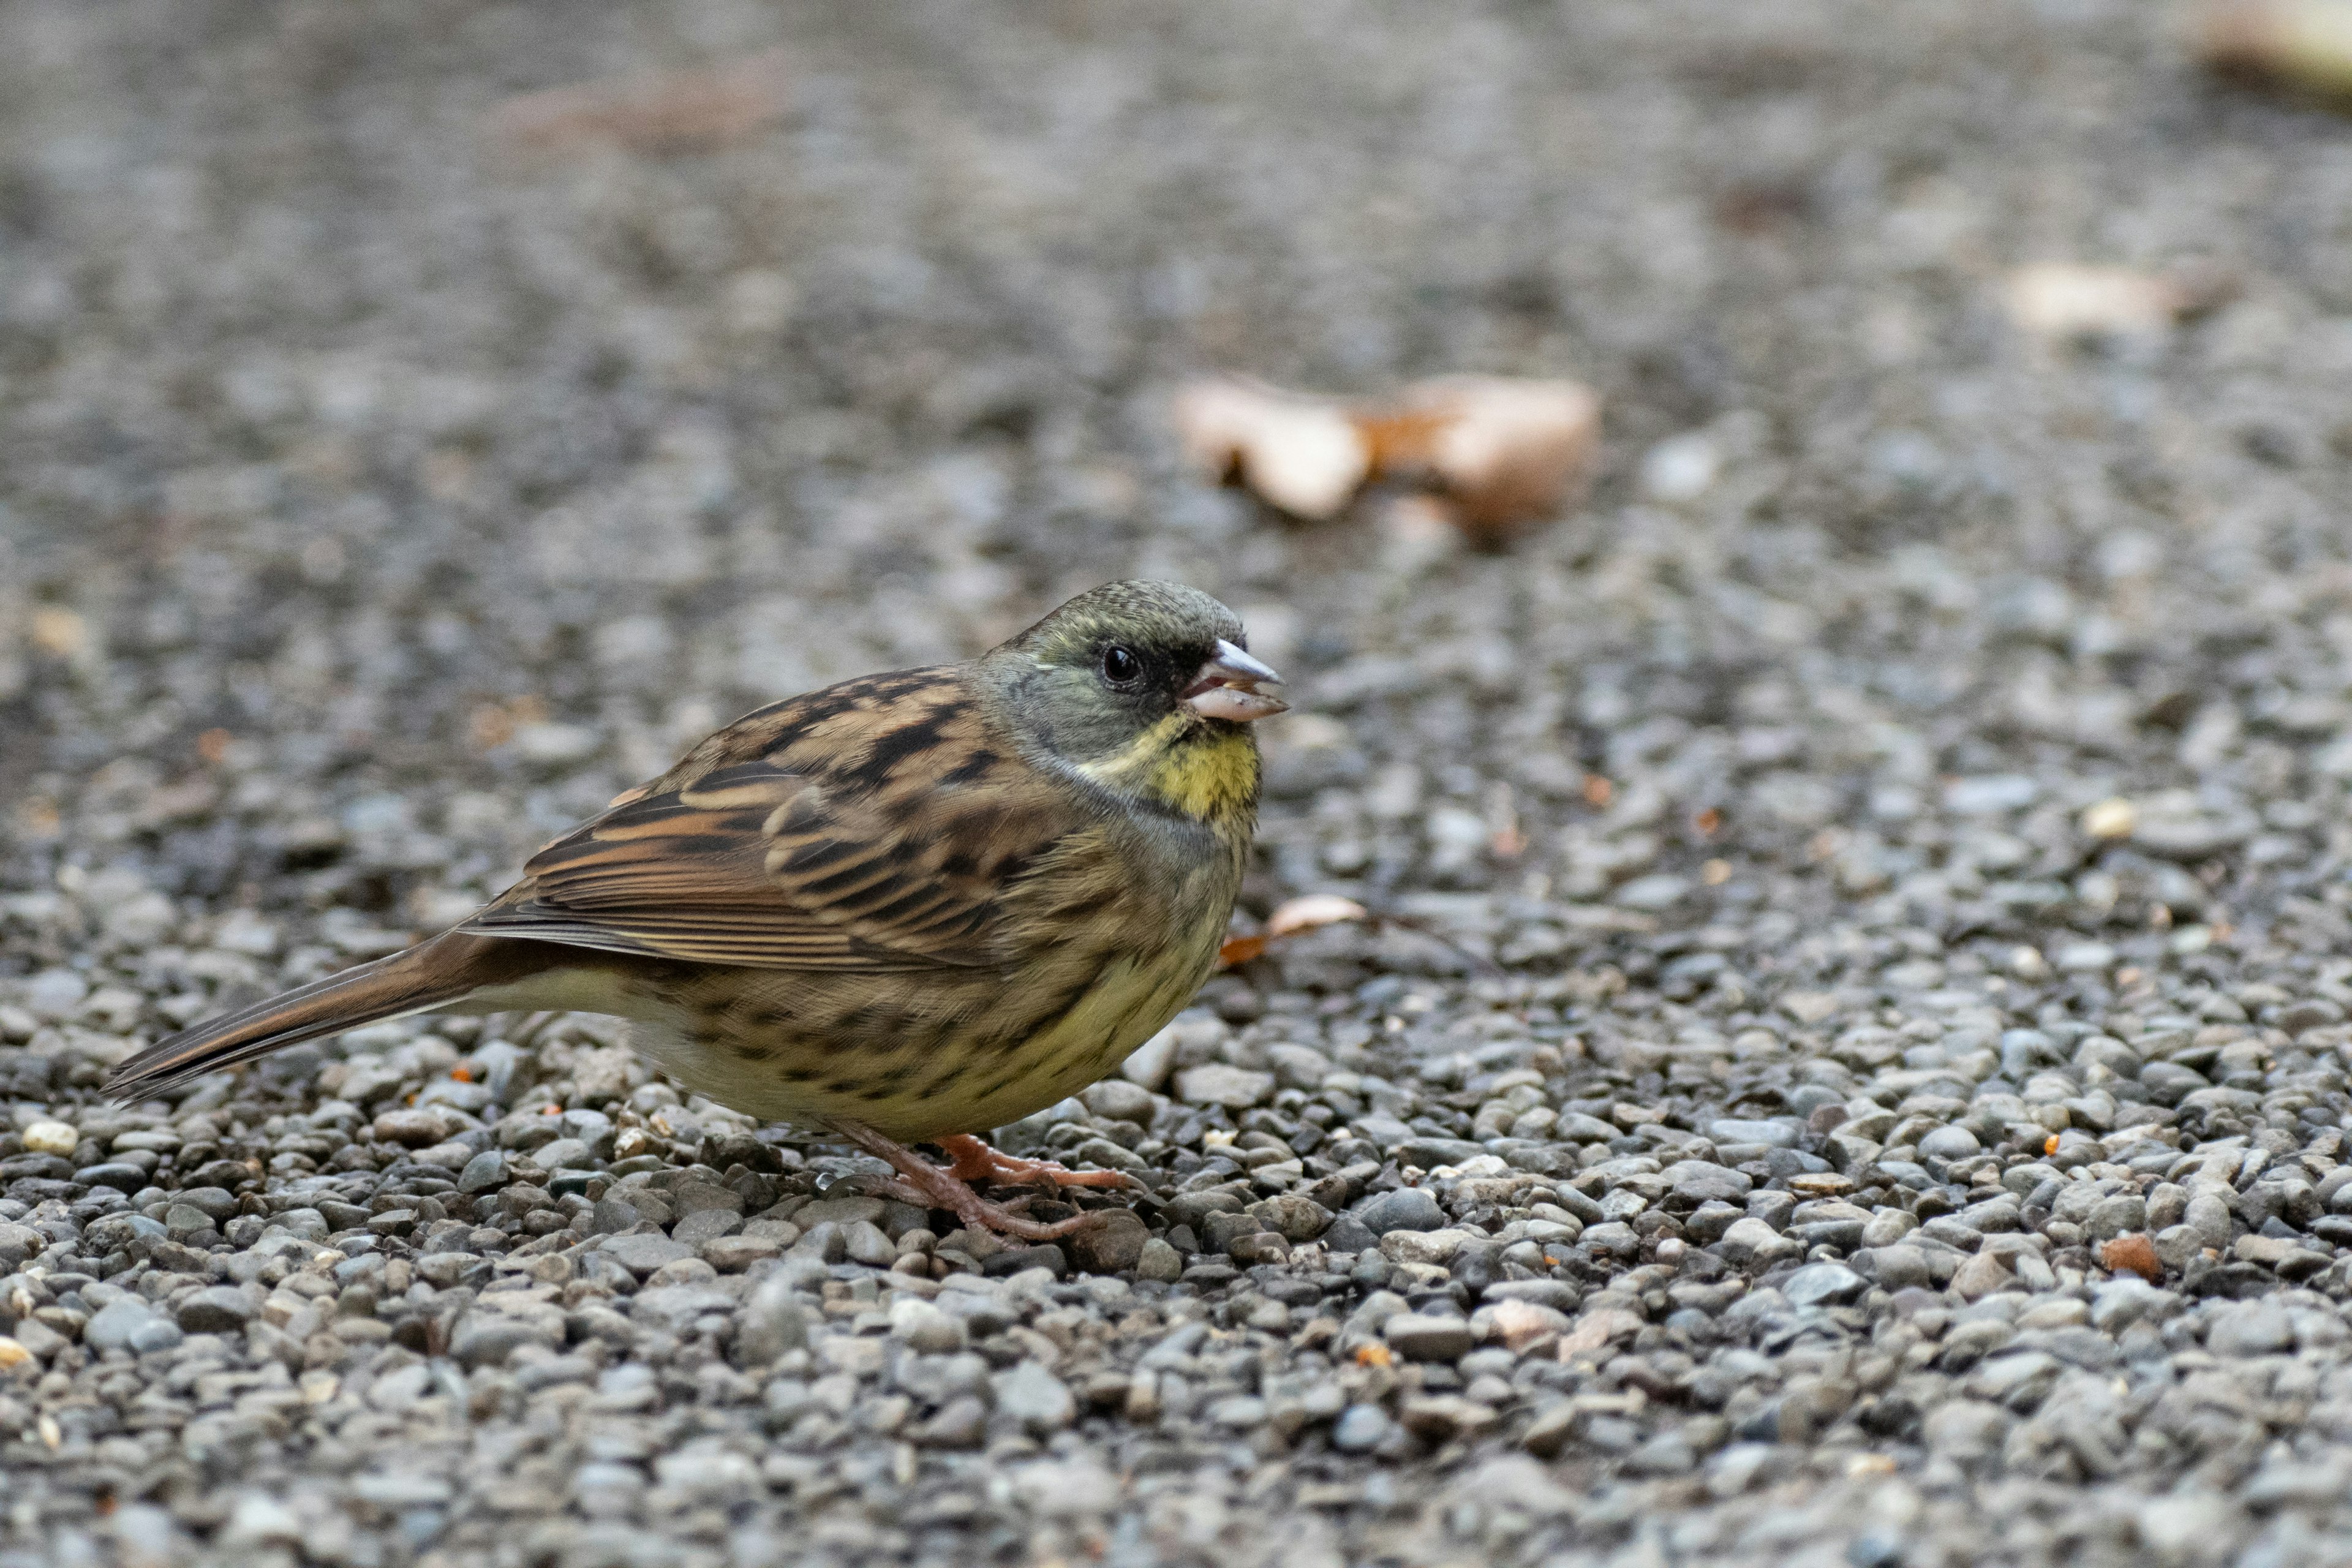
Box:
[1099, 645, 1142, 685]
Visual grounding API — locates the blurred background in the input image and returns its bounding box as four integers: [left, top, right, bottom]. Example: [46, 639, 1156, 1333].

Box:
[7, 0, 2352, 1007]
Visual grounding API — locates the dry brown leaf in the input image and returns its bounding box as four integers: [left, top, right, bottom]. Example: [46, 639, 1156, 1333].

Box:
[1217, 894, 1370, 969]
[1555, 1307, 1644, 1363]
[1172, 377, 1371, 521]
[492, 49, 791, 156]
[2203, 0, 2352, 96]
[1373, 375, 1602, 543]
[1174, 372, 1600, 539]
[1215, 933, 1270, 968]
[1265, 894, 1370, 938]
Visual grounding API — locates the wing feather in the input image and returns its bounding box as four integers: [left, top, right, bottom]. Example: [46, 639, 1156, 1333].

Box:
[455, 671, 1075, 973]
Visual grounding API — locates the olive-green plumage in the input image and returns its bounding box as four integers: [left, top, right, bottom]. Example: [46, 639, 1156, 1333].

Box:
[109, 581, 1281, 1166]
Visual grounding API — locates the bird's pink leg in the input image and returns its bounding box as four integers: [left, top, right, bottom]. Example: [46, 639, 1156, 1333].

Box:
[830, 1123, 1132, 1240]
[932, 1133, 1140, 1190]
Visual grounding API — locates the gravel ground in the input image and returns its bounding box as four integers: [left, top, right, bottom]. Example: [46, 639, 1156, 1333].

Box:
[13, 1, 2352, 1565]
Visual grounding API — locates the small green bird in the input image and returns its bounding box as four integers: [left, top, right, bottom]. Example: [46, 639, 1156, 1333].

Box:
[108, 581, 1286, 1237]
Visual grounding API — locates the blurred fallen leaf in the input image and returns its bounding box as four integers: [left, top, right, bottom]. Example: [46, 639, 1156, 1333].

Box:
[28, 606, 88, 658]
[492, 49, 791, 156]
[2003, 263, 2220, 341]
[1174, 372, 1600, 540]
[2203, 0, 2352, 96]
[1219, 894, 1505, 977]
[1267, 894, 1371, 938]
[1216, 935, 1268, 967]
[1368, 375, 1603, 543]
[1172, 377, 1370, 521]
[1218, 894, 1370, 968]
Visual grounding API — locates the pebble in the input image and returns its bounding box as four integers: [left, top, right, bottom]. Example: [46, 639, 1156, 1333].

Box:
[991, 1362, 1076, 1434]
[83, 1298, 179, 1355]
[1351, 1188, 1444, 1235]
[1174, 1065, 1276, 1109]
[1781, 1262, 1868, 1307]
[601, 1234, 698, 1275]
[20, 1121, 78, 1157]
[1383, 1313, 1477, 1362]
[175, 1287, 257, 1333]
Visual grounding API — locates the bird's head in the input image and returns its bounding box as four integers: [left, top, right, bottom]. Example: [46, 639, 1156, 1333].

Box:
[981, 580, 1286, 822]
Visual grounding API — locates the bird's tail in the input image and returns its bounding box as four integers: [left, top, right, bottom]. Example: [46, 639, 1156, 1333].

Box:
[107, 932, 526, 1102]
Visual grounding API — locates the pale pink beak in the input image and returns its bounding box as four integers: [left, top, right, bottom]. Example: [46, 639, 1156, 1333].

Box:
[1183, 639, 1287, 722]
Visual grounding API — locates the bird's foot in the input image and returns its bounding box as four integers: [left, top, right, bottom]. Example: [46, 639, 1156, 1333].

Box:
[832, 1123, 1127, 1241]
[932, 1133, 1139, 1191]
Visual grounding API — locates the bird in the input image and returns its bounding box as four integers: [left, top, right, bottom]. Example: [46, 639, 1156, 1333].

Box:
[107, 580, 1287, 1239]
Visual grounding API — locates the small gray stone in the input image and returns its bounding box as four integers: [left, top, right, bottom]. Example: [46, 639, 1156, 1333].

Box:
[1667, 1161, 1752, 1204]
[1174, 1064, 1275, 1109]
[673, 1208, 742, 1245]
[451, 1317, 544, 1368]
[791, 1221, 848, 1263]
[1080, 1079, 1156, 1122]
[2184, 1194, 2233, 1247]
[1136, 1238, 1183, 1282]
[1715, 1217, 1800, 1266]
[1781, 1262, 1868, 1306]
[83, 1297, 167, 1354]
[2153, 1225, 2208, 1270]
[631, 1285, 737, 1334]
[1351, 1188, 1444, 1235]
[170, 1189, 236, 1222]
[176, 1287, 256, 1333]
[526, 1137, 591, 1172]
[843, 1219, 897, 1268]
[888, 1298, 965, 1354]
[1581, 1221, 1640, 1258]
[1918, 1126, 1981, 1163]
[2207, 1300, 2294, 1357]
[1119, 1026, 1180, 1092]
[992, 1361, 1076, 1434]
[1383, 1313, 1476, 1362]
[1858, 1246, 1931, 1291]
[601, 1233, 697, 1275]
[457, 1150, 507, 1194]
[129, 1316, 185, 1354]
[415, 1252, 481, 1289]
[736, 1274, 811, 1366]
[669, 1178, 747, 1216]
[2086, 1193, 2146, 1240]
[1331, 1404, 1393, 1452]
[1705, 1118, 1799, 1149]
[794, 1196, 884, 1228]
[911, 1395, 989, 1449]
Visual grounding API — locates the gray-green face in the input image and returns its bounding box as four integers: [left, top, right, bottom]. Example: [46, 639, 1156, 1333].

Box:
[979, 580, 1286, 772]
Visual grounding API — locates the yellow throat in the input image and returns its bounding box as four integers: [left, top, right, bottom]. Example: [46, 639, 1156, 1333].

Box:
[1080, 714, 1259, 823]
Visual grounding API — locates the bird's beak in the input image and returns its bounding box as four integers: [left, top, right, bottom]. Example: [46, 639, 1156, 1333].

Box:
[1182, 639, 1288, 722]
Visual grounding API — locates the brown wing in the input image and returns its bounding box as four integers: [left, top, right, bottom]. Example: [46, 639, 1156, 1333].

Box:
[457, 668, 1080, 971]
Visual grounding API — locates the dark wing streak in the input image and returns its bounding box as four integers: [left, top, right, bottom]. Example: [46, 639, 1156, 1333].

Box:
[454, 674, 1079, 974]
